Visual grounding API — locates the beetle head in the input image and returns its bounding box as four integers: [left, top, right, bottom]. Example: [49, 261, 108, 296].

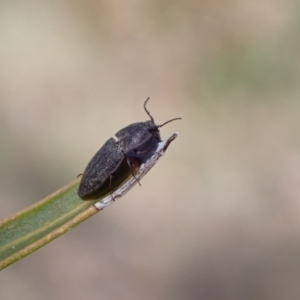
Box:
[116, 98, 181, 154]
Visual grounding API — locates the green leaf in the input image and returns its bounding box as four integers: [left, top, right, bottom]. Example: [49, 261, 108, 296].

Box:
[0, 178, 99, 271]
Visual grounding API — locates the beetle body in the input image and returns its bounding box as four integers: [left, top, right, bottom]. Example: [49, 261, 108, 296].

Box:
[78, 98, 180, 200]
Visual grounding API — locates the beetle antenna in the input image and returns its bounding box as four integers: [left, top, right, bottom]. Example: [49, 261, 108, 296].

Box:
[158, 117, 182, 128]
[144, 97, 154, 122]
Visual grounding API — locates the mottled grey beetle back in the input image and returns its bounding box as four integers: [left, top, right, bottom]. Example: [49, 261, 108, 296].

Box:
[78, 98, 181, 200]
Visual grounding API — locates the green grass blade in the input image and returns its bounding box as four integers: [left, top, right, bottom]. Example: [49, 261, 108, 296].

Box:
[0, 178, 99, 271]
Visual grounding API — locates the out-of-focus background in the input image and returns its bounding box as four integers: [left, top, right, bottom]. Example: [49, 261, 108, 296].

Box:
[1, 1, 300, 299]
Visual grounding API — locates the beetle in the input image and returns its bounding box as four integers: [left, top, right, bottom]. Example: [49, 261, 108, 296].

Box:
[78, 98, 181, 200]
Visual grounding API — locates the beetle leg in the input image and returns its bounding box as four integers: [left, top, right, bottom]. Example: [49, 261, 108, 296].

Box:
[124, 155, 141, 186]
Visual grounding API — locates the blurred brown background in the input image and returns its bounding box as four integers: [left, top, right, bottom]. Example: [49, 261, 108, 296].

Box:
[1, 1, 300, 299]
